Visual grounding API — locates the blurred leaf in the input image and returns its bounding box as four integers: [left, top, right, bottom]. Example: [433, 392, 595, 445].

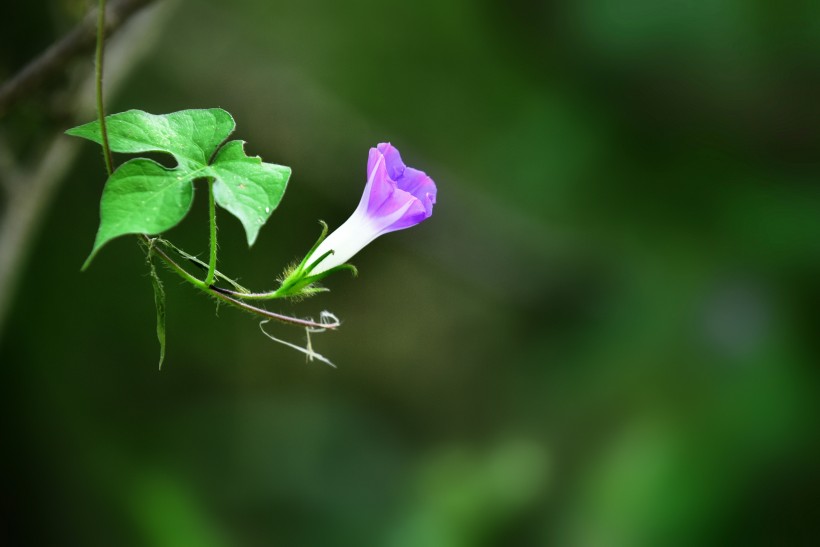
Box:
[131, 472, 228, 547]
[390, 441, 548, 547]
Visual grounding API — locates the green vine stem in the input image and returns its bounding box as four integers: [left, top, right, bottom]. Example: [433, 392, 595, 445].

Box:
[156, 237, 250, 293]
[140, 235, 339, 329]
[93, 0, 337, 331]
[95, 0, 113, 175]
[204, 177, 217, 286]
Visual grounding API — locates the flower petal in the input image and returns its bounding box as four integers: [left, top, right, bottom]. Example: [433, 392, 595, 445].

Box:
[397, 167, 436, 217]
[357, 148, 384, 213]
[363, 153, 397, 217]
[377, 191, 429, 233]
[366, 185, 420, 232]
[375, 142, 406, 181]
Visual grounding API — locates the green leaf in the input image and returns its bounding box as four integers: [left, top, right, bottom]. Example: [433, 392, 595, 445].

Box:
[82, 159, 195, 269]
[66, 108, 235, 169]
[68, 109, 291, 265]
[208, 141, 291, 245]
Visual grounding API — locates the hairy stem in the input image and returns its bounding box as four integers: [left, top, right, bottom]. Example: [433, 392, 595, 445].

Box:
[140, 235, 207, 289]
[95, 0, 114, 175]
[205, 177, 217, 285]
[140, 236, 339, 329]
[208, 286, 339, 328]
[209, 287, 284, 300]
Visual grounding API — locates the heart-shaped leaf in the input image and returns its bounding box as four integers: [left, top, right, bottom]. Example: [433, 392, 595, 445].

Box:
[81, 159, 195, 269]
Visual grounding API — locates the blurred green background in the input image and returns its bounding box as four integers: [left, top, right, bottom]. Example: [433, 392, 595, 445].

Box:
[2, 0, 820, 545]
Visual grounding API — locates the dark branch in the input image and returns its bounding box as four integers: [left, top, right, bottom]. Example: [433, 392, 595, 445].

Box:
[0, 0, 156, 118]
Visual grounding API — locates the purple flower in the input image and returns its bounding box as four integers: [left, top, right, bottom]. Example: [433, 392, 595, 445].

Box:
[308, 143, 437, 275]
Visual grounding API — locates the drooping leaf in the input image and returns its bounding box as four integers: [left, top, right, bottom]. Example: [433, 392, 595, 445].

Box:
[148, 254, 167, 370]
[67, 109, 291, 265]
[208, 140, 291, 245]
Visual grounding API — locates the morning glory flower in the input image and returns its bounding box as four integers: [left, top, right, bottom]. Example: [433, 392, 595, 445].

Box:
[306, 143, 437, 275]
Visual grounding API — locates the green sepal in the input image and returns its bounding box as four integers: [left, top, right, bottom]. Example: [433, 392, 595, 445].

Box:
[273, 222, 357, 299]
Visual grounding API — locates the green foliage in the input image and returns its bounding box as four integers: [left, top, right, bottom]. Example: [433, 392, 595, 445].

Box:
[81, 159, 195, 269]
[67, 108, 235, 168]
[67, 109, 291, 267]
[208, 140, 290, 246]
